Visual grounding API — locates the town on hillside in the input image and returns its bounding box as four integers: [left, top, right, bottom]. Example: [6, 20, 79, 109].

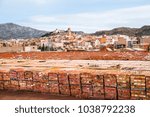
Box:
[0, 28, 150, 53]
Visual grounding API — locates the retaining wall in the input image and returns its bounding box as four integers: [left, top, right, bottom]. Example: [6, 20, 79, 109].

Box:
[0, 69, 150, 100]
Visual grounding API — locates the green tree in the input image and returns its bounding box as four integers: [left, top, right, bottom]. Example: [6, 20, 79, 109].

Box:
[41, 44, 45, 51]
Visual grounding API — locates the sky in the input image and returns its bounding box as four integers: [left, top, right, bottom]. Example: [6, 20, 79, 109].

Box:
[0, 0, 150, 32]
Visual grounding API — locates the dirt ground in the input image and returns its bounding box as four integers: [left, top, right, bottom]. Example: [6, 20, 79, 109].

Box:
[0, 90, 79, 100]
[0, 51, 149, 60]
[0, 51, 150, 100]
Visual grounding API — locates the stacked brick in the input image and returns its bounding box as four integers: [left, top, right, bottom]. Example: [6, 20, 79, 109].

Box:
[130, 75, 146, 99]
[69, 74, 81, 98]
[146, 76, 150, 98]
[48, 73, 60, 94]
[92, 75, 104, 99]
[0, 69, 150, 100]
[104, 74, 117, 99]
[2, 70, 11, 90]
[0, 71, 4, 90]
[80, 73, 93, 98]
[117, 75, 130, 99]
[11, 69, 33, 91]
[58, 73, 70, 95]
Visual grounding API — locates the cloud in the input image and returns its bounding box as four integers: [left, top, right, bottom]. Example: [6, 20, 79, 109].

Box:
[26, 5, 150, 32]
[28, 0, 56, 5]
[30, 15, 59, 23]
[2, 0, 57, 7]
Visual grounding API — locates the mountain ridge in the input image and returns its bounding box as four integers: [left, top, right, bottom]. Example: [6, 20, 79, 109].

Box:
[1, 23, 150, 39]
[0, 23, 48, 39]
[93, 25, 150, 36]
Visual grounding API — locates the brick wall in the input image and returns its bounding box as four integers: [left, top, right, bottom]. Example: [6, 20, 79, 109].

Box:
[0, 69, 150, 100]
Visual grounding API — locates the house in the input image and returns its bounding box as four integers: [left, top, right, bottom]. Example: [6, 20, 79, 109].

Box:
[134, 36, 150, 51]
[53, 42, 64, 50]
[0, 46, 23, 53]
[95, 39, 101, 48]
[140, 36, 150, 44]
[40, 39, 49, 47]
[24, 45, 40, 52]
[115, 36, 126, 49]
[99, 37, 107, 44]
[106, 36, 115, 45]
[127, 37, 138, 48]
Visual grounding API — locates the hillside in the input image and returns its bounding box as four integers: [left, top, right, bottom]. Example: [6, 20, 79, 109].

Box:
[93, 25, 150, 36]
[0, 23, 47, 39]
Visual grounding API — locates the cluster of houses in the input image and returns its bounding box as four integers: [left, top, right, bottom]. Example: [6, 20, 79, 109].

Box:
[0, 28, 150, 52]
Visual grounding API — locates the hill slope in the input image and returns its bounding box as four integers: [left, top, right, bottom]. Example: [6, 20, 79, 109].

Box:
[0, 23, 47, 39]
[93, 25, 150, 36]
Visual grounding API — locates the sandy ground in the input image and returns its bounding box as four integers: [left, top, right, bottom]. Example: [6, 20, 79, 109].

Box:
[0, 90, 79, 100]
[0, 51, 149, 60]
[0, 59, 150, 72]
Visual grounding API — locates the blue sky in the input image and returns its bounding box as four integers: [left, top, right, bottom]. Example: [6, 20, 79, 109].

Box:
[0, 0, 150, 32]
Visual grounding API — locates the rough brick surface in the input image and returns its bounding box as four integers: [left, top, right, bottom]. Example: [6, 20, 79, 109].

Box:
[0, 70, 150, 100]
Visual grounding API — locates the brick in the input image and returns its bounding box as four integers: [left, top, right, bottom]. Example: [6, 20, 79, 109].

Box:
[131, 75, 145, 90]
[146, 76, 150, 89]
[92, 93, 105, 99]
[70, 85, 81, 97]
[49, 82, 59, 94]
[0, 81, 4, 89]
[49, 80, 58, 84]
[82, 85, 92, 97]
[93, 75, 104, 87]
[69, 74, 80, 85]
[33, 71, 49, 83]
[81, 73, 93, 85]
[59, 84, 70, 95]
[146, 89, 150, 98]
[118, 88, 130, 99]
[40, 74, 49, 83]
[105, 87, 117, 100]
[93, 86, 104, 94]
[131, 90, 146, 99]
[17, 71, 25, 80]
[19, 81, 27, 90]
[26, 81, 33, 91]
[0, 72, 3, 81]
[10, 70, 18, 80]
[131, 75, 145, 80]
[48, 73, 58, 81]
[9, 86, 19, 90]
[24, 71, 33, 80]
[11, 80, 19, 86]
[81, 92, 91, 99]
[3, 72, 10, 81]
[39, 83, 50, 93]
[33, 71, 41, 81]
[3, 81, 11, 90]
[81, 73, 92, 78]
[58, 73, 69, 85]
[33, 82, 41, 92]
[92, 86, 104, 99]
[117, 75, 130, 88]
[104, 74, 116, 87]
[9, 83, 20, 90]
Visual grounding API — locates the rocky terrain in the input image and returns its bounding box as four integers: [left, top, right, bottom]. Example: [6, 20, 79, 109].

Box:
[93, 25, 150, 36]
[0, 23, 47, 39]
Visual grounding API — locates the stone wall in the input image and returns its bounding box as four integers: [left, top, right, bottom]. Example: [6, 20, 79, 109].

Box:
[0, 69, 150, 100]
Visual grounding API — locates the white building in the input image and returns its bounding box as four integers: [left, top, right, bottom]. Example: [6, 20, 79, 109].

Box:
[24, 46, 40, 52]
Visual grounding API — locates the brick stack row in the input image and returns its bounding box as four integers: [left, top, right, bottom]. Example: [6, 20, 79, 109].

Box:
[0, 69, 150, 100]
